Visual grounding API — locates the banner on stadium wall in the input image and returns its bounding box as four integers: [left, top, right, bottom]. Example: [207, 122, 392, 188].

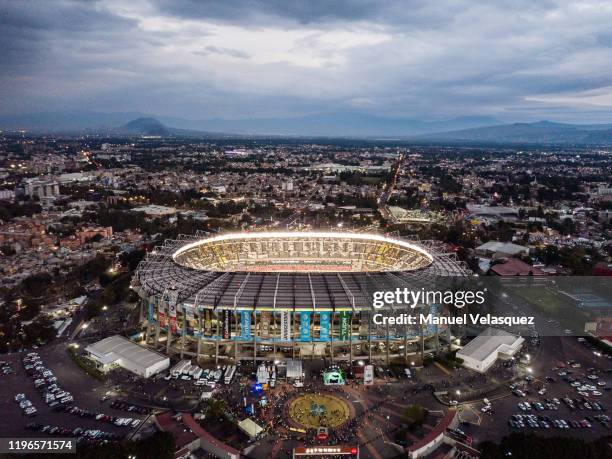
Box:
[241, 311, 252, 339]
[184, 304, 195, 322]
[260, 311, 271, 339]
[280, 311, 291, 341]
[168, 300, 178, 334]
[158, 301, 166, 327]
[340, 311, 351, 340]
[204, 310, 212, 336]
[222, 309, 231, 339]
[358, 312, 369, 337]
[299, 312, 311, 341]
[319, 312, 330, 341]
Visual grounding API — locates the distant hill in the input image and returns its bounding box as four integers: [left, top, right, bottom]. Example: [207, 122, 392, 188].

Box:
[3, 111, 612, 144]
[0, 110, 499, 137]
[121, 117, 170, 136]
[413, 120, 612, 145]
[0, 111, 146, 132]
[156, 113, 501, 137]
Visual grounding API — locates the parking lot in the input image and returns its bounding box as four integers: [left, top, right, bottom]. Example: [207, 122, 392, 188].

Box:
[0, 341, 148, 439]
[461, 336, 612, 444]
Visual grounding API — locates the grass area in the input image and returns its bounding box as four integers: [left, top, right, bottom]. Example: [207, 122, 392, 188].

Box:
[512, 286, 591, 330]
[67, 347, 106, 381]
[512, 287, 573, 314]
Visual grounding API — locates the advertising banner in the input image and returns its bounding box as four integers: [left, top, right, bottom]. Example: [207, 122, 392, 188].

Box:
[299, 311, 311, 341]
[241, 311, 252, 339]
[280, 311, 291, 341]
[222, 309, 231, 339]
[260, 311, 271, 339]
[158, 302, 166, 328]
[358, 313, 369, 338]
[319, 312, 330, 341]
[148, 302, 154, 322]
[184, 304, 195, 322]
[168, 299, 178, 334]
[204, 310, 212, 336]
[340, 311, 351, 340]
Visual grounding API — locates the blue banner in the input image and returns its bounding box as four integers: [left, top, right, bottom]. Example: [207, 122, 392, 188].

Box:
[300, 311, 311, 341]
[148, 303, 154, 322]
[241, 311, 252, 339]
[319, 312, 330, 341]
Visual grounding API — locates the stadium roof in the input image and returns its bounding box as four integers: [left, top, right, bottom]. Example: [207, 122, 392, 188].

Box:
[85, 335, 168, 368]
[132, 231, 471, 311]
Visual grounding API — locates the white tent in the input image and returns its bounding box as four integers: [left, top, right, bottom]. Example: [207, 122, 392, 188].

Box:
[238, 418, 264, 439]
[85, 335, 169, 378]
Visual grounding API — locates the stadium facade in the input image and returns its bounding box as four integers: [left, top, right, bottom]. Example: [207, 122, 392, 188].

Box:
[132, 231, 470, 363]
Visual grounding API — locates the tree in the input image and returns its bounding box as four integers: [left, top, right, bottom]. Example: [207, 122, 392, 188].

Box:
[73, 431, 176, 459]
[402, 404, 428, 429]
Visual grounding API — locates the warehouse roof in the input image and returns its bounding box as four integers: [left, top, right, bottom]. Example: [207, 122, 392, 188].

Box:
[85, 335, 168, 368]
[457, 328, 523, 362]
[476, 241, 528, 256]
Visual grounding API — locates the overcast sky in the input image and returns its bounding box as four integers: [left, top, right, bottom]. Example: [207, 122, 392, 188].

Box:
[3, 0, 612, 122]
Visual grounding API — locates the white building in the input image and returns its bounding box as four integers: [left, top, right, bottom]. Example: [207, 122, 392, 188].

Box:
[0, 189, 15, 201]
[132, 204, 177, 217]
[24, 178, 60, 199]
[85, 335, 170, 378]
[457, 328, 524, 373]
[475, 241, 529, 258]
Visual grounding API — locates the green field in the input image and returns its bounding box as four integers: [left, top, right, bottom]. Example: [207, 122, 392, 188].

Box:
[512, 286, 591, 329]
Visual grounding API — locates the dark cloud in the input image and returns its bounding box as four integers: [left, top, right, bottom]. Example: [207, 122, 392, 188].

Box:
[150, 0, 384, 25]
[2, 0, 612, 123]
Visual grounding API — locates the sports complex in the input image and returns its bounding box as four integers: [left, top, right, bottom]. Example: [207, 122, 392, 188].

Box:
[132, 231, 471, 363]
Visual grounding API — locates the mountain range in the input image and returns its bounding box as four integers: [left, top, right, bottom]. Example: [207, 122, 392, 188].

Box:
[2, 111, 612, 145]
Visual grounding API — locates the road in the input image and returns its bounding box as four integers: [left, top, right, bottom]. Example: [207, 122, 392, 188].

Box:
[378, 151, 404, 222]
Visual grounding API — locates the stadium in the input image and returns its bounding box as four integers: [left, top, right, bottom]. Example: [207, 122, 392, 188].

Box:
[132, 231, 471, 363]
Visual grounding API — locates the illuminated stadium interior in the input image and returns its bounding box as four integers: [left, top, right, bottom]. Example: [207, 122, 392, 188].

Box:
[172, 231, 434, 273]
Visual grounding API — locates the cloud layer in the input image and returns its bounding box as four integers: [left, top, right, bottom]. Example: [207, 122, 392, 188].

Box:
[2, 0, 612, 122]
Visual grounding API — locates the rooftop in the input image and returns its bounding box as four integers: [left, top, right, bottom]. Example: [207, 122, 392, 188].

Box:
[85, 335, 168, 368]
[457, 328, 523, 361]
